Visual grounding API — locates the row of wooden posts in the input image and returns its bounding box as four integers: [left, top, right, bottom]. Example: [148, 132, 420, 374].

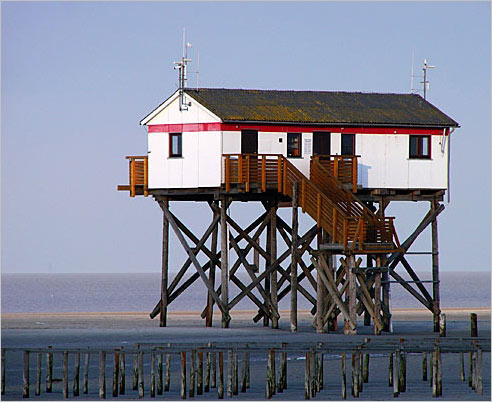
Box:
[2, 337, 488, 400]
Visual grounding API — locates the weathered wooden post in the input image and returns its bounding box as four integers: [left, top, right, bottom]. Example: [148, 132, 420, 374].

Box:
[291, 181, 299, 332]
[246, 347, 250, 390]
[205, 347, 211, 392]
[63, 351, 69, 399]
[459, 352, 465, 382]
[189, 349, 196, 398]
[83, 351, 89, 394]
[165, 343, 171, 392]
[157, 352, 163, 395]
[36, 352, 42, 396]
[181, 351, 187, 400]
[476, 346, 483, 395]
[113, 349, 120, 397]
[1, 348, 5, 396]
[150, 351, 155, 398]
[431, 200, 440, 333]
[270, 200, 279, 329]
[346, 255, 357, 335]
[432, 348, 438, 397]
[240, 350, 247, 393]
[471, 350, 476, 390]
[430, 351, 434, 389]
[266, 349, 273, 399]
[211, 343, 217, 389]
[439, 314, 446, 337]
[23, 350, 30, 399]
[317, 342, 323, 391]
[99, 351, 106, 399]
[220, 197, 230, 328]
[353, 351, 360, 398]
[278, 346, 287, 392]
[341, 353, 346, 400]
[436, 346, 442, 397]
[351, 352, 355, 396]
[133, 345, 139, 391]
[218, 352, 224, 399]
[388, 353, 393, 387]
[46, 346, 53, 393]
[310, 349, 316, 398]
[422, 352, 427, 381]
[470, 313, 478, 337]
[227, 349, 233, 397]
[197, 350, 203, 395]
[138, 351, 144, 399]
[73, 351, 80, 397]
[362, 351, 369, 383]
[399, 348, 406, 392]
[160, 197, 169, 327]
[120, 348, 126, 395]
[393, 351, 399, 397]
[358, 350, 363, 393]
[232, 349, 238, 395]
[468, 350, 473, 388]
[304, 351, 310, 400]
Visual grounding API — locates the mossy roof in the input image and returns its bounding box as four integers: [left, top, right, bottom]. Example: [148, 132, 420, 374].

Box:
[184, 88, 459, 128]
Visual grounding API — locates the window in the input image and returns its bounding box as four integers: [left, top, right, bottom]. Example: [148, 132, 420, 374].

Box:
[341, 134, 355, 155]
[287, 133, 302, 157]
[169, 133, 182, 157]
[409, 135, 431, 159]
[313, 131, 331, 155]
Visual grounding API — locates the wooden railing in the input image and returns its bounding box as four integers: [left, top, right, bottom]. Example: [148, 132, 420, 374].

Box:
[123, 156, 148, 197]
[222, 154, 399, 252]
[312, 155, 358, 192]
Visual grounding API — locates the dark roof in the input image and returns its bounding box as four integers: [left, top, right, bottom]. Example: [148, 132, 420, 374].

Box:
[184, 88, 459, 128]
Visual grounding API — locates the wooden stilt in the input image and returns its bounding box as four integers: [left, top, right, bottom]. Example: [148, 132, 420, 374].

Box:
[431, 200, 440, 332]
[46, 346, 53, 393]
[198, 350, 203, 395]
[189, 349, 196, 398]
[439, 314, 446, 337]
[119, 348, 125, 395]
[150, 352, 155, 398]
[220, 198, 230, 328]
[310, 350, 315, 398]
[459, 352, 464, 382]
[240, 351, 247, 393]
[218, 352, 224, 399]
[399, 349, 406, 392]
[227, 349, 233, 397]
[353, 350, 360, 398]
[422, 352, 428, 381]
[63, 351, 68, 399]
[23, 350, 30, 399]
[181, 351, 187, 400]
[206, 204, 218, 327]
[362, 351, 369, 383]
[264, 213, 272, 327]
[157, 352, 163, 395]
[432, 348, 438, 397]
[341, 353, 346, 400]
[99, 351, 106, 399]
[83, 351, 89, 394]
[35, 352, 41, 396]
[133, 345, 139, 391]
[346, 255, 357, 335]
[393, 351, 399, 397]
[304, 351, 310, 400]
[73, 351, 80, 397]
[205, 348, 211, 392]
[232, 350, 238, 395]
[211, 346, 217, 389]
[138, 351, 144, 399]
[291, 182, 299, 332]
[165, 344, 171, 392]
[374, 256, 382, 335]
[270, 200, 279, 329]
[113, 350, 120, 398]
[266, 349, 274, 399]
[160, 198, 169, 327]
[476, 347, 483, 395]
[388, 353, 393, 387]
[470, 313, 478, 337]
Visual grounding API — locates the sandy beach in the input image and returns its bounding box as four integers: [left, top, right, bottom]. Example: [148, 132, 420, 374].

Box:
[1, 308, 490, 400]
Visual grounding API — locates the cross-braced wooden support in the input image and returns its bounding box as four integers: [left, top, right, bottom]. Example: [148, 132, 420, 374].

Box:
[150, 195, 317, 329]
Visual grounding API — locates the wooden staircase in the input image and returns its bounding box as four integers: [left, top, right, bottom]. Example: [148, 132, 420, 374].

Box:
[223, 154, 400, 254]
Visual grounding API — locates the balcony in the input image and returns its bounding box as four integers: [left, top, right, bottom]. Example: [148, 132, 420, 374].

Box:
[117, 156, 148, 197]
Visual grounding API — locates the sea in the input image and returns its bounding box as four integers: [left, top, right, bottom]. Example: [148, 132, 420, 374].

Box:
[1, 271, 490, 314]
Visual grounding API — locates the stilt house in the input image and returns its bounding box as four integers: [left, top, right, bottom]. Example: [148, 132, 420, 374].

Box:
[119, 86, 459, 334]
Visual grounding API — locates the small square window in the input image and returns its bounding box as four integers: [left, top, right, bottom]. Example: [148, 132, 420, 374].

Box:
[341, 134, 355, 156]
[409, 135, 431, 159]
[169, 133, 182, 157]
[287, 133, 302, 157]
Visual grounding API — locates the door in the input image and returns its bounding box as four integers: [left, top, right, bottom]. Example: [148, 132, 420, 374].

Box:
[313, 131, 331, 155]
[241, 130, 258, 154]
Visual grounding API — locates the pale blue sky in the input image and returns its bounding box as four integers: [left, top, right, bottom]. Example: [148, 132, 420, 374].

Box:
[2, 2, 490, 273]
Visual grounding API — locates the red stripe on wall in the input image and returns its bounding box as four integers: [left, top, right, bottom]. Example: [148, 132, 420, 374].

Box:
[147, 122, 447, 136]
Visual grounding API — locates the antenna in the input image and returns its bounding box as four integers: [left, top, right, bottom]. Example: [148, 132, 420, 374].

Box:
[410, 50, 415, 93]
[421, 59, 435, 100]
[174, 28, 192, 110]
[196, 47, 200, 91]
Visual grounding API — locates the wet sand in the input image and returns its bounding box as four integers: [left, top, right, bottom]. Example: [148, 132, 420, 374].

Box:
[1, 308, 490, 400]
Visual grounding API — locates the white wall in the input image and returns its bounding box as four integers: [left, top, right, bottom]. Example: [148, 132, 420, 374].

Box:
[146, 95, 222, 189]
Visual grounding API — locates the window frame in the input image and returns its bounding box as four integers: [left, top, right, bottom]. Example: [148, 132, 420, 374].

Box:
[341, 133, 356, 156]
[169, 132, 183, 158]
[287, 132, 302, 158]
[409, 135, 431, 159]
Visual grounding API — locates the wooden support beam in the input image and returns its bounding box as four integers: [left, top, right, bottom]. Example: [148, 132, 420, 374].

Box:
[206, 203, 219, 327]
[346, 255, 357, 334]
[220, 198, 231, 328]
[431, 200, 441, 332]
[162, 204, 230, 323]
[291, 182, 299, 332]
[160, 198, 169, 327]
[270, 200, 279, 329]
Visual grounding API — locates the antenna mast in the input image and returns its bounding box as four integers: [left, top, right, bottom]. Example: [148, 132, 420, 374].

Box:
[174, 28, 192, 110]
[421, 59, 435, 100]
